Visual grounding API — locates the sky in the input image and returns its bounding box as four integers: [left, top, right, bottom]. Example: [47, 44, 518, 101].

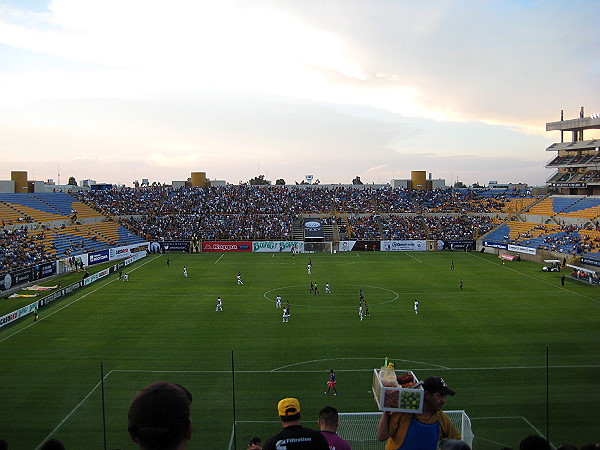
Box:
[0, 0, 599, 187]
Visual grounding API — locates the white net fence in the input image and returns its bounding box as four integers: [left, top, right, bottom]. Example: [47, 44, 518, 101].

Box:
[337, 411, 473, 449]
[230, 410, 473, 450]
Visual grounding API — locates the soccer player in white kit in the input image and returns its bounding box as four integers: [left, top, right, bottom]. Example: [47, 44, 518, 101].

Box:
[325, 283, 330, 294]
[414, 299, 419, 315]
[216, 297, 223, 311]
[307, 260, 312, 275]
[183, 267, 188, 277]
[237, 272, 243, 285]
[276, 295, 282, 308]
[282, 307, 290, 322]
[359, 304, 364, 321]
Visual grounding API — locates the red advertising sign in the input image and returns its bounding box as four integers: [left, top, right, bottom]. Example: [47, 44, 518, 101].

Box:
[201, 241, 252, 252]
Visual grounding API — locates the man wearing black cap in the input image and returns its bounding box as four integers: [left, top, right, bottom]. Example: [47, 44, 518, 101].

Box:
[376, 376, 461, 450]
[263, 397, 329, 450]
[127, 382, 193, 450]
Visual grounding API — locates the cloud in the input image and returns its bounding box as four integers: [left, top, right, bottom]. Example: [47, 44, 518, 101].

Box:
[0, 0, 597, 187]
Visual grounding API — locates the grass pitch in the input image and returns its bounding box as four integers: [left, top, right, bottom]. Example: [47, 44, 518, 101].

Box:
[1, 251, 599, 449]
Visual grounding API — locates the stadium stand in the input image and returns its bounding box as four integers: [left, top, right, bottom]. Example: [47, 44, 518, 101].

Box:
[7, 187, 600, 284]
[524, 197, 557, 216]
[0, 193, 66, 222]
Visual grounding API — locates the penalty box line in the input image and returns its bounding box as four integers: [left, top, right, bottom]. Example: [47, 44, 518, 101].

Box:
[40, 362, 595, 447]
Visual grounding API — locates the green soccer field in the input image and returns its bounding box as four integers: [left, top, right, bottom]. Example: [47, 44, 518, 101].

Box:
[1, 251, 599, 450]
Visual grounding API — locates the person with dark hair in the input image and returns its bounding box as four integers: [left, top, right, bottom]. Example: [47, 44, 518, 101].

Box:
[377, 376, 460, 450]
[127, 381, 193, 450]
[318, 406, 351, 450]
[247, 436, 262, 449]
[40, 438, 65, 450]
[263, 398, 328, 450]
[438, 438, 471, 449]
[519, 435, 551, 450]
[325, 369, 337, 395]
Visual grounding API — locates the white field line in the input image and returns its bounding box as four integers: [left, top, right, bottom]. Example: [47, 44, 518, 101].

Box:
[271, 357, 448, 371]
[0, 255, 160, 345]
[41, 361, 593, 446]
[405, 252, 422, 263]
[111, 364, 600, 374]
[215, 254, 224, 264]
[472, 416, 554, 449]
[470, 253, 600, 304]
[35, 372, 113, 450]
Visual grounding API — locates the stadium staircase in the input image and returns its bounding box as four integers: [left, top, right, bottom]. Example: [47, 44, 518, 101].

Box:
[291, 219, 304, 241]
[323, 223, 334, 241]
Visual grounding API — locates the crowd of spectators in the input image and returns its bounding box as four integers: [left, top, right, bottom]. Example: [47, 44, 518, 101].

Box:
[72, 186, 518, 242]
[537, 224, 600, 254]
[382, 216, 428, 240]
[0, 227, 52, 278]
[120, 214, 293, 241]
[75, 185, 531, 216]
[425, 216, 495, 240]
[5, 185, 600, 278]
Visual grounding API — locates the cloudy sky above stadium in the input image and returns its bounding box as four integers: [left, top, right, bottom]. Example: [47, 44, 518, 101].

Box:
[1, 0, 599, 187]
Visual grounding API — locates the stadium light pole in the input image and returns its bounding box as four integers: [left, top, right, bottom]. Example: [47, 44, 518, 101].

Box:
[101, 363, 107, 450]
[232, 349, 237, 450]
[546, 345, 549, 444]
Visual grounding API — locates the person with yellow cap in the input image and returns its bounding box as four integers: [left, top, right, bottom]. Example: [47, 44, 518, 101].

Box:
[262, 398, 329, 449]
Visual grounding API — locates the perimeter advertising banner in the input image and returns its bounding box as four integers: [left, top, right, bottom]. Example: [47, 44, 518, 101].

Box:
[340, 240, 381, 251]
[436, 240, 476, 251]
[0, 302, 39, 327]
[37, 261, 56, 279]
[0, 267, 35, 291]
[338, 241, 357, 252]
[109, 246, 132, 261]
[202, 241, 252, 252]
[581, 256, 600, 268]
[1, 250, 147, 328]
[507, 243, 536, 255]
[482, 240, 508, 250]
[381, 240, 427, 252]
[89, 250, 110, 265]
[149, 241, 190, 252]
[252, 241, 305, 253]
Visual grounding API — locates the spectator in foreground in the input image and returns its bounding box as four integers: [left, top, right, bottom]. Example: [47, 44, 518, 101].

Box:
[519, 435, 551, 450]
[317, 405, 351, 450]
[262, 397, 329, 450]
[377, 376, 460, 450]
[438, 438, 471, 449]
[40, 438, 65, 450]
[127, 381, 193, 450]
[248, 436, 263, 449]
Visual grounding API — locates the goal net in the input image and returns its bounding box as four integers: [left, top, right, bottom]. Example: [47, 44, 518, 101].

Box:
[303, 242, 333, 253]
[336, 411, 474, 450]
[229, 411, 473, 450]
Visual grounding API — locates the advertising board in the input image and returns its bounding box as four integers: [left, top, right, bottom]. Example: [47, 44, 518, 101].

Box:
[201, 241, 252, 252]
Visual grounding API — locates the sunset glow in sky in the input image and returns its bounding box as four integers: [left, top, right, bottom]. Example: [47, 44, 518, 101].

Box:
[1, 0, 599, 186]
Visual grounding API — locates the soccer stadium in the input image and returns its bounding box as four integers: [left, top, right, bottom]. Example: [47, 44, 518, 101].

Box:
[1, 112, 600, 449]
